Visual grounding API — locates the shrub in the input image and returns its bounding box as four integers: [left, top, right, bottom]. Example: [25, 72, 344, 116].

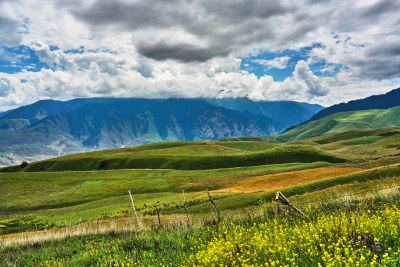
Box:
[20, 161, 28, 168]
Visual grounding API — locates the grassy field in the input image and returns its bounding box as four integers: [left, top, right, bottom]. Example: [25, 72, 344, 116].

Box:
[2, 188, 400, 266]
[1, 142, 346, 172]
[1, 127, 400, 265]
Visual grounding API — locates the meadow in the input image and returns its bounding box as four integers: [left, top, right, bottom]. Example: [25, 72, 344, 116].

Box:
[1, 127, 400, 265]
[2, 189, 400, 266]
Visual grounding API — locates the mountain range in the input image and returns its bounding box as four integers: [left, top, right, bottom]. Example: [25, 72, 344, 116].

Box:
[0, 97, 323, 166]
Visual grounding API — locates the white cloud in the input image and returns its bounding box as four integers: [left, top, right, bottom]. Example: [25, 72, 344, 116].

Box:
[253, 56, 290, 70]
[293, 60, 328, 96]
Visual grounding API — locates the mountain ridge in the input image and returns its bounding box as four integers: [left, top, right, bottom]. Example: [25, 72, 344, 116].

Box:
[310, 87, 400, 121]
[276, 105, 400, 142]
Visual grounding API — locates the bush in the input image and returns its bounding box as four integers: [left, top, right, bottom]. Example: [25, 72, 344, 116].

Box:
[20, 161, 28, 168]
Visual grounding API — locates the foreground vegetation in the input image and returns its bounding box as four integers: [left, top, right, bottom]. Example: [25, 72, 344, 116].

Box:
[2, 191, 400, 266]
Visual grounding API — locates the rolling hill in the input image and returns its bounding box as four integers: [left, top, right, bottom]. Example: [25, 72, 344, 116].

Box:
[310, 87, 400, 121]
[278, 105, 400, 141]
[0, 141, 347, 172]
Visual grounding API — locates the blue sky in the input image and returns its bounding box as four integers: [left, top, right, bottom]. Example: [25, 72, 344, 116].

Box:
[0, 0, 400, 111]
[240, 44, 347, 82]
[0, 43, 344, 81]
[0, 45, 47, 74]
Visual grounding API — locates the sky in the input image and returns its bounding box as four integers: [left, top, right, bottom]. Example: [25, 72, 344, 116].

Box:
[0, 0, 400, 111]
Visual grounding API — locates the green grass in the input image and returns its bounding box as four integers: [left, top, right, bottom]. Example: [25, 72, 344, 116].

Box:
[2, 192, 400, 266]
[0, 161, 333, 234]
[278, 106, 400, 142]
[1, 161, 399, 235]
[0, 142, 346, 172]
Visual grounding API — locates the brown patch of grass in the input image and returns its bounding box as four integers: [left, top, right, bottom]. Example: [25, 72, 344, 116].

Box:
[220, 166, 364, 193]
[0, 213, 210, 248]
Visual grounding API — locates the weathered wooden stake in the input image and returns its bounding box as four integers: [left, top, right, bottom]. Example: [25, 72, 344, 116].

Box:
[78, 211, 82, 234]
[128, 190, 140, 227]
[155, 206, 162, 227]
[206, 188, 221, 222]
[182, 190, 191, 225]
[274, 191, 309, 220]
[97, 218, 100, 234]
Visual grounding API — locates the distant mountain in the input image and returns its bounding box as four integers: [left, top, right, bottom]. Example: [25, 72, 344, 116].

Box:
[278, 105, 400, 142]
[310, 87, 400, 121]
[205, 98, 324, 127]
[0, 111, 9, 118]
[0, 97, 325, 166]
[1, 98, 156, 123]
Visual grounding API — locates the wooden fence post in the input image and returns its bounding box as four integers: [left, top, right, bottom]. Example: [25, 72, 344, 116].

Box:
[182, 190, 191, 225]
[78, 211, 82, 235]
[206, 188, 221, 222]
[274, 191, 309, 220]
[155, 206, 162, 227]
[128, 190, 140, 227]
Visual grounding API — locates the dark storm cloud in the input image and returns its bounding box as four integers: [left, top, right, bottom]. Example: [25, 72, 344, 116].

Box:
[361, 0, 400, 18]
[72, 0, 288, 29]
[137, 42, 231, 62]
[357, 37, 400, 80]
[71, 0, 194, 31]
[0, 16, 21, 46]
[68, 0, 298, 62]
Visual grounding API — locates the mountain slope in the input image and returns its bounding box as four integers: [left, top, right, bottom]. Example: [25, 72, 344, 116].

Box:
[310, 87, 400, 121]
[205, 98, 324, 127]
[279, 105, 400, 141]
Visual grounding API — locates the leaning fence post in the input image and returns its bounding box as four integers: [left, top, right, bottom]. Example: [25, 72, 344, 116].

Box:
[206, 188, 221, 222]
[182, 190, 191, 225]
[274, 191, 309, 220]
[155, 206, 162, 227]
[128, 190, 140, 227]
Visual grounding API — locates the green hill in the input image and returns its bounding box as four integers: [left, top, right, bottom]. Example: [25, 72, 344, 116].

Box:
[1, 141, 346, 172]
[278, 105, 400, 141]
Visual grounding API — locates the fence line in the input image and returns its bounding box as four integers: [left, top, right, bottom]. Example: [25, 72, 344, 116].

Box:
[290, 183, 400, 208]
[2, 180, 400, 247]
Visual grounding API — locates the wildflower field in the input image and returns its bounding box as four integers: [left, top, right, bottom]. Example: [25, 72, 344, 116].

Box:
[2, 193, 400, 266]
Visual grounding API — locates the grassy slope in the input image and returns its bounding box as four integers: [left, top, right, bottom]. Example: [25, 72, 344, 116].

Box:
[278, 106, 400, 141]
[0, 161, 333, 233]
[1, 141, 346, 172]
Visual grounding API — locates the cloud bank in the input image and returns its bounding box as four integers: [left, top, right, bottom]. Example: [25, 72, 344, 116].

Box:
[0, 0, 399, 110]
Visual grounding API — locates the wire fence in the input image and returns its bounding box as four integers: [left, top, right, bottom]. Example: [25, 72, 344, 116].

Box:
[286, 183, 400, 209]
